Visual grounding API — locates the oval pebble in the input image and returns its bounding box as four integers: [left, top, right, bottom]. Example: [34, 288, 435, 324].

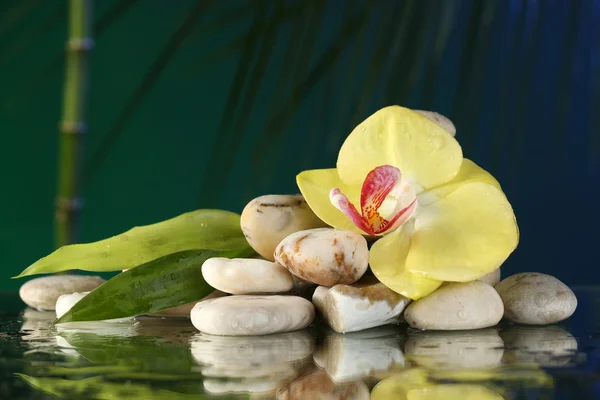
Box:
[495, 272, 577, 325]
[19, 275, 105, 311]
[404, 281, 503, 330]
[241, 194, 328, 261]
[191, 295, 315, 336]
[274, 228, 369, 287]
[202, 258, 293, 294]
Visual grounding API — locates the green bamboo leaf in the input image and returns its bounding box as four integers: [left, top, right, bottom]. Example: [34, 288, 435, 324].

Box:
[55, 247, 251, 324]
[16, 209, 248, 278]
[16, 374, 211, 400]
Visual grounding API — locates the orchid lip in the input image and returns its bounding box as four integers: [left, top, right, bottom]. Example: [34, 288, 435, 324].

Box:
[330, 165, 417, 236]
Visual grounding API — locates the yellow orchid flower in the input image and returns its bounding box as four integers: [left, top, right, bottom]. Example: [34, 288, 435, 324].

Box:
[297, 106, 519, 300]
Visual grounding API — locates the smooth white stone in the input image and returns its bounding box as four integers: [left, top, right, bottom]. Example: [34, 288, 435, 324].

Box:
[312, 278, 411, 333]
[500, 326, 578, 366]
[478, 268, 501, 286]
[19, 275, 105, 311]
[277, 371, 370, 400]
[150, 290, 226, 317]
[313, 328, 404, 382]
[495, 273, 577, 325]
[414, 110, 456, 136]
[405, 329, 504, 369]
[202, 258, 293, 294]
[241, 194, 328, 261]
[404, 281, 504, 330]
[274, 228, 369, 287]
[55, 292, 133, 323]
[191, 295, 315, 336]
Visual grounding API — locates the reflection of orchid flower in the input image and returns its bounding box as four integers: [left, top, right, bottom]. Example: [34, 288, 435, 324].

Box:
[371, 369, 504, 400]
[298, 106, 518, 299]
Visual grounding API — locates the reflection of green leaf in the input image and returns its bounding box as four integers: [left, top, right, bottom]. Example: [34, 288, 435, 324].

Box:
[16, 209, 249, 277]
[55, 247, 251, 323]
[16, 374, 212, 400]
[55, 332, 195, 373]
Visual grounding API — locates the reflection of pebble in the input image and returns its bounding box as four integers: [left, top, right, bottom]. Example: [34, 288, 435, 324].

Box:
[496, 273, 577, 325]
[277, 370, 369, 400]
[191, 330, 314, 366]
[204, 377, 290, 396]
[501, 325, 578, 366]
[405, 328, 504, 369]
[313, 327, 404, 382]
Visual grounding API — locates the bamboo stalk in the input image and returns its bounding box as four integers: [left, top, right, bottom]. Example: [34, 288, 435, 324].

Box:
[55, 0, 93, 248]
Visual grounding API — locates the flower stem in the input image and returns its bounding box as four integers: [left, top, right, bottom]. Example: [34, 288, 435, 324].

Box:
[55, 0, 93, 248]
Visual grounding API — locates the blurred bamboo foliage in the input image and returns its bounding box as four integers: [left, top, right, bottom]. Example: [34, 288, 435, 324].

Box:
[0, 0, 598, 289]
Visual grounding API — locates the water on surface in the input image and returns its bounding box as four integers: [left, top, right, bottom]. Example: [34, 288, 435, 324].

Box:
[1, 288, 600, 399]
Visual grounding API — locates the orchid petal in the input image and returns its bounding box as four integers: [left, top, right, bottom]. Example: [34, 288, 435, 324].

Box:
[408, 182, 519, 282]
[337, 106, 462, 190]
[296, 169, 364, 234]
[370, 227, 442, 300]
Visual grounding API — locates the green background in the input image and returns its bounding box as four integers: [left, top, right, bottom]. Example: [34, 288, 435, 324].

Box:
[1, 0, 599, 289]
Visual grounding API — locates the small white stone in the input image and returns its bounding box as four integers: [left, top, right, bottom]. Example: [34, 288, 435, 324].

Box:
[414, 110, 456, 136]
[191, 295, 315, 336]
[19, 275, 105, 311]
[495, 273, 577, 325]
[478, 268, 501, 286]
[277, 370, 370, 400]
[55, 292, 133, 323]
[313, 327, 404, 382]
[202, 258, 294, 294]
[500, 326, 578, 366]
[404, 281, 504, 330]
[312, 278, 411, 333]
[405, 329, 504, 369]
[241, 194, 328, 261]
[274, 228, 369, 287]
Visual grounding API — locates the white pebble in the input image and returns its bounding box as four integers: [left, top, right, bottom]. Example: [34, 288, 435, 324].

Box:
[274, 228, 369, 287]
[19, 275, 105, 311]
[414, 110, 456, 136]
[241, 194, 328, 260]
[404, 281, 503, 330]
[191, 295, 314, 336]
[312, 278, 411, 333]
[477, 268, 501, 286]
[495, 273, 577, 325]
[202, 258, 293, 294]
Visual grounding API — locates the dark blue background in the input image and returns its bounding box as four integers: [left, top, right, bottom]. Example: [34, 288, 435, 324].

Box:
[0, 0, 598, 288]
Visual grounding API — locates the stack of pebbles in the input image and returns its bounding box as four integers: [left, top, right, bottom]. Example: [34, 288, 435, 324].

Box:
[192, 194, 578, 336]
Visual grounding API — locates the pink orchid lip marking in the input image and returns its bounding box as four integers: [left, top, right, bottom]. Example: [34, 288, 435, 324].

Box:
[330, 165, 417, 236]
